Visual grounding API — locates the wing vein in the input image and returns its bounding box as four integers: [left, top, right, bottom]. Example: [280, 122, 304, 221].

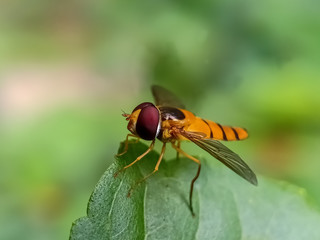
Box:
[180, 130, 258, 186]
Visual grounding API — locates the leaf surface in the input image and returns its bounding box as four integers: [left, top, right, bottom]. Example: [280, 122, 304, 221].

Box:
[70, 142, 320, 240]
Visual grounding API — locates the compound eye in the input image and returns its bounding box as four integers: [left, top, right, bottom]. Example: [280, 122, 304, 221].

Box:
[136, 105, 160, 140]
[132, 102, 154, 113]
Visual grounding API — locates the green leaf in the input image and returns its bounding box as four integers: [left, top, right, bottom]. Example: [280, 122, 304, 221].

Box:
[70, 142, 320, 240]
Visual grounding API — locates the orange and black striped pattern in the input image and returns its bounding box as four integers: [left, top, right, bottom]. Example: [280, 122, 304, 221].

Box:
[178, 109, 248, 141]
[201, 119, 248, 141]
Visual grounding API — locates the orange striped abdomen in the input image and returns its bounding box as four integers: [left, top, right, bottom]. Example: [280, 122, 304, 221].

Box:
[204, 119, 248, 141]
[184, 116, 248, 141]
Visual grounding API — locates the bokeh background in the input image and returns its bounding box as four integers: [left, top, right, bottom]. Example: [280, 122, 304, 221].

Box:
[1, 0, 320, 239]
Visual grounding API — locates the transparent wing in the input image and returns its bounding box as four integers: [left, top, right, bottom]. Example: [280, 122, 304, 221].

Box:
[181, 131, 258, 186]
[151, 85, 185, 108]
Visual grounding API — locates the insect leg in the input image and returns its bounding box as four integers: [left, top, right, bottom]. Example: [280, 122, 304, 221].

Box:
[176, 141, 181, 160]
[116, 134, 140, 157]
[189, 163, 201, 217]
[114, 139, 155, 177]
[171, 143, 201, 216]
[128, 142, 166, 197]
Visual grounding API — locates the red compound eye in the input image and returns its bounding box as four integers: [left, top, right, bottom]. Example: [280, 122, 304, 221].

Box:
[132, 102, 154, 113]
[135, 103, 160, 140]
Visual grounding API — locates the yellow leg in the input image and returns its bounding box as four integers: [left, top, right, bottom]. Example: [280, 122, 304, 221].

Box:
[114, 140, 155, 177]
[116, 134, 139, 157]
[128, 142, 166, 197]
[171, 143, 201, 217]
[171, 143, 200, 164]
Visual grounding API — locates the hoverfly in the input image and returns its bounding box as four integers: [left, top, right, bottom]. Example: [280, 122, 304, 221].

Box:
[116, 85, 257, 216]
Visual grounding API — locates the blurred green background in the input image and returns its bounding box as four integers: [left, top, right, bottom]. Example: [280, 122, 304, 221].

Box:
[1, 0, 320, 239]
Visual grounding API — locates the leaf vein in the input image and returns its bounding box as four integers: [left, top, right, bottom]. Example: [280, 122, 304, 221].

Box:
[108, 178, 124, 218]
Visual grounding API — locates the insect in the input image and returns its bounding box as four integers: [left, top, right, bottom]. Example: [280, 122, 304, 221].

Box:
[116, 85, 257, 216]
